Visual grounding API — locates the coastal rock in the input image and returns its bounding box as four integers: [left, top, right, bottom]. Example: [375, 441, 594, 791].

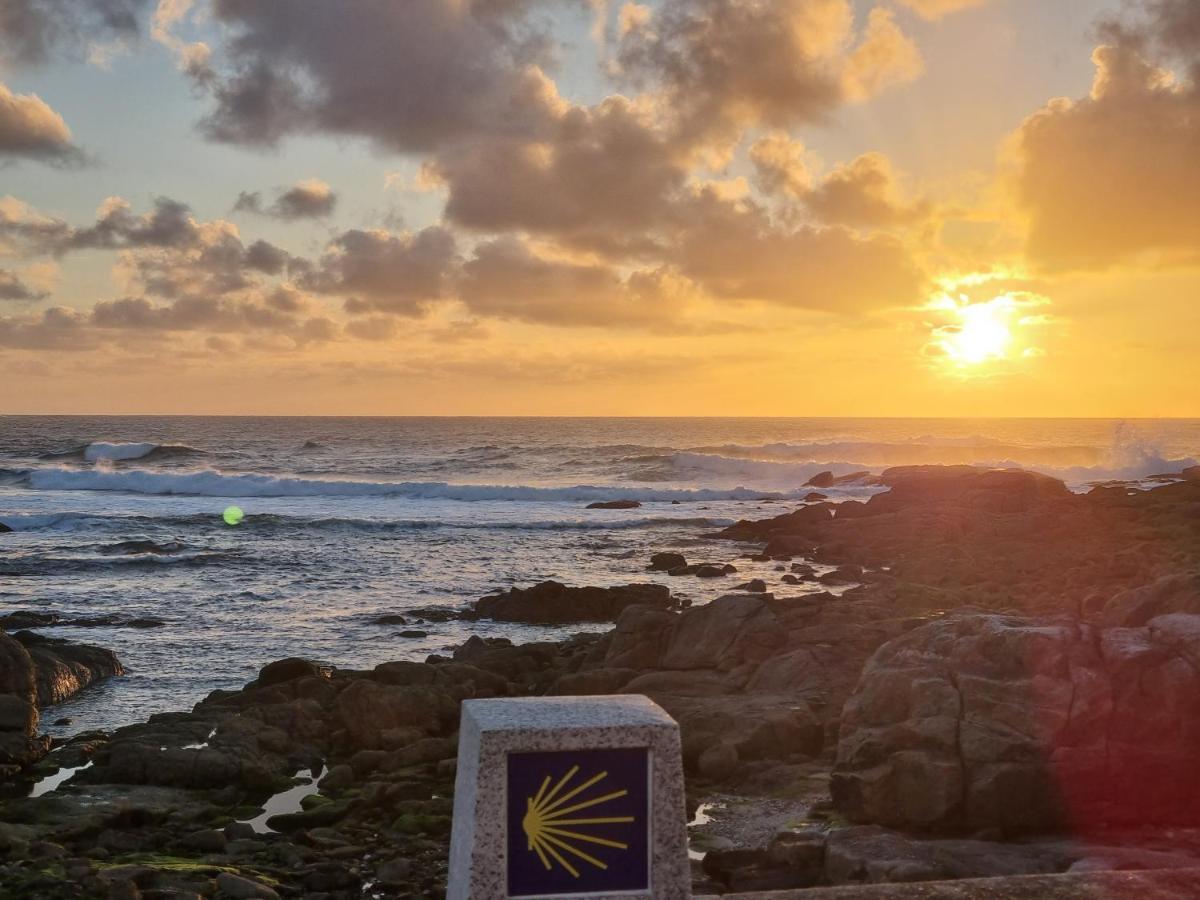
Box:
[806, 471, 836, 488]
[832, 611, 1200, 834]
[11, 631, 125, 707]
[1100, 572, 1200, 626]
[649, 551, 688, 571]
[257, 657, 323, 687]
[585, 500, 641, 509]
[472, 580, 674, 623]
[824, 826, 1071, 884]
[0, 523, 10, 533]
[0, 633, 48, 773]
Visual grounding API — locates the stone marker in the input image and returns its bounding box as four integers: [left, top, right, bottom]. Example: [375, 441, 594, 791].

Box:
[448, 695, 690, 899]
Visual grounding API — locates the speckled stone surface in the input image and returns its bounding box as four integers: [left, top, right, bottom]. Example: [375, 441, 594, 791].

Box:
[448, 695, 690, 900]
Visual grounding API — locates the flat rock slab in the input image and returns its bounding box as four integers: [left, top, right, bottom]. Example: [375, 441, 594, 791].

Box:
[700, 866, 1200, 899]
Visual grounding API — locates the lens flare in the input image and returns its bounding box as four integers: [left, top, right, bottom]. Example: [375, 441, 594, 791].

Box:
[223, 506, 245, 526]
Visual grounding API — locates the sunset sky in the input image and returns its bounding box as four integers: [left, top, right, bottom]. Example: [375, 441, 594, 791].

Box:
[1, 0, 1197, 416]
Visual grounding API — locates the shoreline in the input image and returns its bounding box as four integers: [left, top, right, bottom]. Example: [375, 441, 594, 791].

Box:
[3, 464, 1200, 897]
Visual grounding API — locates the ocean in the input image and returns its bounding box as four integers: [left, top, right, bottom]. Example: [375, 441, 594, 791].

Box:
[1, 416, 1198, 736]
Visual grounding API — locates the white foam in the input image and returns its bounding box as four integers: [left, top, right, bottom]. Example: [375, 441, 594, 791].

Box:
[27, 465, 814, 502]
[669, 452, 875, 487]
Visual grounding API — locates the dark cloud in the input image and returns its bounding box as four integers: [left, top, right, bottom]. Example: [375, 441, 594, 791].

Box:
[67, 197, 199, 253]
[299, 226, 459, 315]
[0, 0, 149, 65]
[234, 179, 338, 220]
[196, 0, 562, 152]
[0, 267, 46, 300]
[1015, 2, 1200, 270]
[617, 0, 921, 147]
[0, 305, 91, 349]
[0, 196, 72, 255]
[434, 97, 684, 255]
[90, 293, 322, 336]
[0, 82, 80, 163]
[459, 236, 683, 327]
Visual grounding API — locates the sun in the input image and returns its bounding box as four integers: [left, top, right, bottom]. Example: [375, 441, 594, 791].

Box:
[923, 290, 1047, 374]
[942, 302, 1013, 365]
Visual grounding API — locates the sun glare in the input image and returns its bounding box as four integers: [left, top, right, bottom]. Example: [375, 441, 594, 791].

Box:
[943, 303, 1013, 365]
[923, 290, 1048, 375]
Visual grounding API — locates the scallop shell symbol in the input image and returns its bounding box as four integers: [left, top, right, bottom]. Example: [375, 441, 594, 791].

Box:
[520, 765, 635, 878]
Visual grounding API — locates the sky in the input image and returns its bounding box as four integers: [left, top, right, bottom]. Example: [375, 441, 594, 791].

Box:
[0, 0, 1197, 416]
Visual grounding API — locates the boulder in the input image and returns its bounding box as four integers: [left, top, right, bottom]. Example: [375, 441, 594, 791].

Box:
[1101, 572, 1200, 626]
[10, 631, 124, 707]
[735, 579, 768, 593]
[806, 471, 836, 488]
[473, 581, 674, 623]
[649, 552, 687, 571]
[585, 500, 641, 509]
[833, 612, 1200, 834]
[659, 594, 786, 671]
[257, 657, 323, 687]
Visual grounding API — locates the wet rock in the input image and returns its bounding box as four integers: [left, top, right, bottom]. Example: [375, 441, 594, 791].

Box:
[257, 657, 323, 687]
[215, 871, 280, 899]
[734, 579, 768, 593]
[376, 856, 413, 885]
[806, 471, 836, 488]
[698, 742, 739, 781]
[650, 551, 688, 571]
[10, 630, 124, 707]
[585, 499, 642, 509]
[473, 580, 675, 623]
[373, 614, 408, 626]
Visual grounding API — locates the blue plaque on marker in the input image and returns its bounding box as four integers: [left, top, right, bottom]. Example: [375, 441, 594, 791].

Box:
[506, 748, 650, 897]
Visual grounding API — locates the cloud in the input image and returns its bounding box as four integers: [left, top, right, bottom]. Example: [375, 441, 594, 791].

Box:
[893, 0, 989, 21]
[89, 292, 330, 340]
[433, 96, 685, 255]
[0, 0, 150, 65]
[298, 226, 459, 315]
[67, 196, 199, 252]
[674, 187, 926, 313]
[805, 152, 930, 226]
[234, 178, 338, 220]
[0, 305, 92, 349]
[1013, 2, 1200, 270]
[0, 267, 47, 300]
[459, 236, 686, 327]
[841, 8, 923, 102]
[0, 195, 72, 255]
[750, 132, 817, 199]
[0, 82, 80, 163]
[616, 0, 922, 146]
[193, 0, 563, 152]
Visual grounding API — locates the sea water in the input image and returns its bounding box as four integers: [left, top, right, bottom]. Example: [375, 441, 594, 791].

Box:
[1, 416, 1197, 735]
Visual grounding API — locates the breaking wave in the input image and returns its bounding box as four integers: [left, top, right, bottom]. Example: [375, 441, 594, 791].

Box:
[41, 442, 209, 463]
[25, 465, 808, 501]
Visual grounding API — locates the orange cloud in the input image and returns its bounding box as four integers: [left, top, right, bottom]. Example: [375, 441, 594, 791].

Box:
[1013, 7, 1200, 271]
[0, 82, 79, 163]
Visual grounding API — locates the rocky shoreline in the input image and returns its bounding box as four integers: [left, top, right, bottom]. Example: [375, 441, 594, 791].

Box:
[3, 464, 1200, 898]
